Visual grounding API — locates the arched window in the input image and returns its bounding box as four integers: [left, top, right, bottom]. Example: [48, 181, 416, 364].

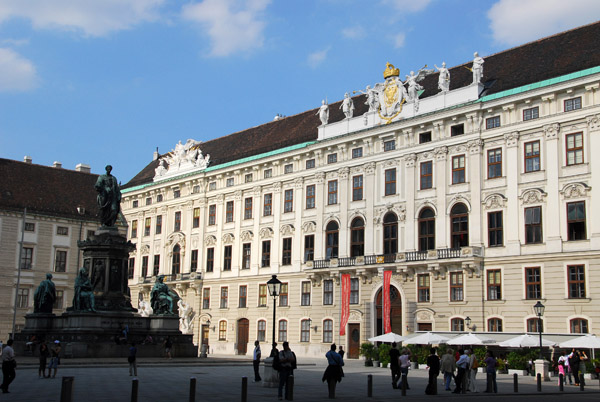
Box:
[450, 203, 469, 248]
[488, 318, 503, 332]
[323, 319, 333, 343]
[451, 318, 464, 331]
[350, 217, 365, 257]
[278, 320, 288, 342]
[418, 208, 436, 251]
[383, 213, 398, 255]
[325, 221, 339, 259]
[257, 319, 266, 342]
[172, 244, 181, 275]
[526, 318, 543, 332]
[300, 319, 311, 342]
[570, 318, 589, 333]
[218, 320, 227, 340]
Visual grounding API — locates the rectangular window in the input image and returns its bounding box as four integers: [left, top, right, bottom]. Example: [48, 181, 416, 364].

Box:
[417, 274, 430, 302]
[245, 173, 253, 183]
[350, 278, 359, 304]
[525, 206, 543, 244]
[301, 281, 311, 306]
[132, 200, 139, 208]
[279, 283, 288, 307]
[261, 241, 270, 267]
[24, 222, 35, 232]
[282, 238, 292, 265]
[220, 287, 228, 308]
[323, 280, 333, 305]
[566, 132, 583, 165]
[190, 249, 198, 271]
[327, 153, 337, 164]
[244, 197, 253, 219]
[226, 178, 234, 187]
[327, 180, 338, 205]
[323, 320, 333, 343]
[306, 185, 315, 209]
[155, 215, 162, 234]
[131, 220, 138, 238]
[450, 272, 463, 301]
[523, 106, 539, 121]
[144, 217, 151, 236]
[568, 265, 585, 298]
[53, 290, 64, 309]
[304, 235, 314, 262]
[146, 196, 154, 204]
[384, 140, 395, 151]
[488, 211, 503, 247]
[208, 182, 216, 191]
[352, 147, 363, 158]
[128, 257, 135, 279]
[225, 201, 234, 223]
[525, 267, 541, 299]
[239, 285, 247, 308]
[451, 124, 464, 136]
[487, 148, 502, 178]
[17, 288, 29, 308]
[306, 159, 315, 169]
[487, 269, 502, 300]
[257, 320, 266, 342]
[352, 175, 363, 201]
[57, 226, 69, 236]
[258, 284, 267, 307]
[567, 201, 586, 240]
[420, 161, 432, 189]
[301, 320, 310, 342]
[241, 243, 251, 269]
[284, 164, 293, 174]
[223, 245, 232, 271]
[384, 168, 396, 195]
[153, 254, 160, 276]
[452, 155, 466, 184]
[218, 321, 226, 340]
[208, 205, 216, 225]
[202, 288, 210, 309]
[486, 116, 501, 129]
[263, 193, 272, 216]
[21, 247, 33, 269]
[264, 168, 272, 179]
[193, 208, 200, 228]
[564, 96, 582, 112]
[54, 250, 67, 272]
[174, 211, 181, 231]
[278, 320, 288, 342]
[419, 131, 432, 143]
[524, 140, 540, 172]
[206, 248, 214, 272]
[141, 255, 149, 277]
[157, 194, 164, 202]
[284, 189, 293, 213]
[173, 189, 180, 198]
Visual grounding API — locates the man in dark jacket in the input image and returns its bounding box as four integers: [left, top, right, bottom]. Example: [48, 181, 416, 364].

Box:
[426, 348, 440, 395]
[389, 342, 401, 389]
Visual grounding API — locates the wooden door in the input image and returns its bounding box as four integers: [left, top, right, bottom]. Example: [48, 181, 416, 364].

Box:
[237, 318, 249, 355]
[201, 325, 209, 345]
[348, 323, 360, 359]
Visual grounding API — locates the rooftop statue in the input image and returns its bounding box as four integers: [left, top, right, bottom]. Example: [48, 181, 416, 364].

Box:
[95, 165, 121, 227]
[316, 100, 329, 125]
[405, 66, 432, 112]
[154, 139, 210, 180]
[472, 52, 484, 84]
[33, 273, 56, 314]
[151, 275, 176, 315]
[71, 267, 96, 312]
[435, 62, 450, 92]
[340, 93, 354, 119]
[354, 85, 379, 113]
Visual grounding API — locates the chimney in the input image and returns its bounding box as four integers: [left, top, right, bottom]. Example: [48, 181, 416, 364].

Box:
[53, 161, 62, 168]
[153, 147, 159, 161]
[23, 156, 32, 164]
[75, 163, 91, 173]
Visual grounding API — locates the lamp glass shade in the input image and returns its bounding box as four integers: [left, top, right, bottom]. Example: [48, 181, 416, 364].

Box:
[465, 316, 472, 327]
[533, 301, 545, 317]
[267, 274, 282, 297]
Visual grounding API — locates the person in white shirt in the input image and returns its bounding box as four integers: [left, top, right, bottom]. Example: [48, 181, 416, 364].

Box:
[252, 340, 261, 382]
[454, 349, 469, 394]
[1, 339, 16, 393]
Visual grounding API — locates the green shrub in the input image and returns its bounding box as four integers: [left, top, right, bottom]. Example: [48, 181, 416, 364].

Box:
[378, 343, 392, 365]
[507, 351, 529, 370]
[359, 343, 375, 361]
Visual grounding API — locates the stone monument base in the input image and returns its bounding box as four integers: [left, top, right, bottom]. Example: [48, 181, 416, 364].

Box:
[15, 311, 198, 358]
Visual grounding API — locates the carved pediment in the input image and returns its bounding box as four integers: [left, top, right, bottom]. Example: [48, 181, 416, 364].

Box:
[280, 224, 294, 236]
[519, 188, 547, 205]
[204, 235, 217, 246]
[482, 193, 507, 210]
[259, 227, 274, 239]
[222, 233, 234, 244]
[560, 182, 590, 199]
[302, 221, 316, 233]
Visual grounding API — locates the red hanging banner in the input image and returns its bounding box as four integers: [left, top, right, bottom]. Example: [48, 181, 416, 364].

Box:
[383, 270, 392, 334]
[339, 274, 351, 335]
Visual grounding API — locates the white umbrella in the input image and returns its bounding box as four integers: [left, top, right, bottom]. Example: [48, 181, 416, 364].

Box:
[559, 334, 600, 349]
[499, 334, 556, 348]
[403, 332, 450, 345]
[368, 332, 406, 343]
[447, 332, 496, 346]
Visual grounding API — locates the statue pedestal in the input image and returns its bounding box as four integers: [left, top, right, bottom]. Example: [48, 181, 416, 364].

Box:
[262, 357, 279, 388]
[534, 359, 551, 381]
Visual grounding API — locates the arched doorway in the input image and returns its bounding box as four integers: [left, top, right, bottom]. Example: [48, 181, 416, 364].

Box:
[375, 285, 402, 335]
[237, 318, 249, 355]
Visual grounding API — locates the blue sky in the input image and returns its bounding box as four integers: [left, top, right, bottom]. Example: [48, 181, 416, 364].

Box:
[0, 0, 598, 183]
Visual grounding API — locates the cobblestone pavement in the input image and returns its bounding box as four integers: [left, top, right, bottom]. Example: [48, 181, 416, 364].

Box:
[2, 356, 599, 401]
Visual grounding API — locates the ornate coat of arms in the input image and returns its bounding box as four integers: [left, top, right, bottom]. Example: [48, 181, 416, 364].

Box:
[376, 62, 407, 124]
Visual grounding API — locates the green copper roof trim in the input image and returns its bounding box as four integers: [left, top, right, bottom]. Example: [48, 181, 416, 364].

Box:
[122, 141, 317, 193]
[478, 66, 600, 103]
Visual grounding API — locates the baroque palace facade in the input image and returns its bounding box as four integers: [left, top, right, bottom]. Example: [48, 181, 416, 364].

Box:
[122, 22, 600, 359]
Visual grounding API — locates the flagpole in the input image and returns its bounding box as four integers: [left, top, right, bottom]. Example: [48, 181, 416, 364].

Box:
[11, 207, 27, 339]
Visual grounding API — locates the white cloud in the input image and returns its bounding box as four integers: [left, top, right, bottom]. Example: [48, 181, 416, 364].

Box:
[380, 0, 432, 12]
[182, 0, 271, 57]
[393, 32, 405, 48]
[0, 48, 38, 92]
[488, 0, 600, 46]
[307, 47, 329, 69]
[341, 26, 365, 39]
[0, 0, 165, 37]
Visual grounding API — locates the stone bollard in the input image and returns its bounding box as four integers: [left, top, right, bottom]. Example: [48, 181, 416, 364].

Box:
[579, 376, 585, 392]
[486, 373, 493, 393]
[60, 376, 74, 402]
[189, 377, 196, 402]
[559, 374, 564, 391]
[241, 377, 248, 402]
[367, 374, 373, 397]
[401, 374, 407, 396]
[513, 373, 518, 393]
[537, 373, 542, 392]
[130, 378, 139, 402]
[285, 375, 294, 400]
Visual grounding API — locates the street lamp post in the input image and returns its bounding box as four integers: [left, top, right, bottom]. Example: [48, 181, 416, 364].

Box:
[533, 301, 545, 360]
[267, 275, 282, 357]
[465, 316, 472, 331]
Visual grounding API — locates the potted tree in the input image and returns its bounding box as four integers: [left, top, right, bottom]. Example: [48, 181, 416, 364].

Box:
[378, 343, 392, 368]
[360, 343, 375, 367]
[507, 351, 529, 376]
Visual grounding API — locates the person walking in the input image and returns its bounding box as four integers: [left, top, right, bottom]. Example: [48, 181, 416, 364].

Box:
[128, 342, 138, 376]
[252, 340, 262, 382]
[322, 344, 344, 399]
[389, 342, 400, 389]
[1, 339, 16, 393]
[398, 348, 412, 390]
[467, 349, 479, 392]
[558, 350, 571, 385]
[338, 346, 345, 359]
[277, 342, 296, 401]
[453, 349, 469, 394]
[483, 350, 497, 393]
[426, 348, 440, 395]
[570, 349, 581, 386]
[163, 336, 172, 359]
[48, 340, 61, 378]
[579, 349, 588, 386]
[38, 341, 50, 378]
[440, 348, 456, 391]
